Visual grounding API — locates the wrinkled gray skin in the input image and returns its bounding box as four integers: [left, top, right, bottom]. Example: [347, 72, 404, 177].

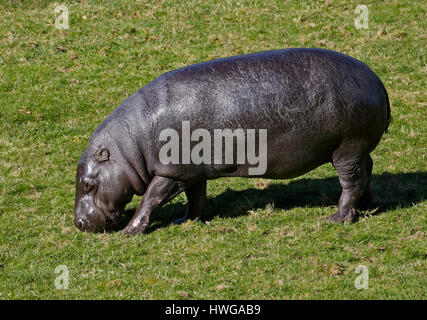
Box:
[74, 48, 390, 234]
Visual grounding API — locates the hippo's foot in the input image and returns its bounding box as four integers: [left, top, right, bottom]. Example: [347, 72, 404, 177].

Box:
[174, 216, 188, 225]
[174, 216, 202, 225]
[119, 223, 149, 235]
[326, 208, 357, 223]
[174, 205, 203, 225]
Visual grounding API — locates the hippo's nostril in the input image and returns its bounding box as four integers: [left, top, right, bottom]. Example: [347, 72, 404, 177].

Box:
[77, 219, 84, 230]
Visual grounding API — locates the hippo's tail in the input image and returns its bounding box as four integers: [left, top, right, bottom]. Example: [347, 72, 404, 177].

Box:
[383, 85, 391, 133]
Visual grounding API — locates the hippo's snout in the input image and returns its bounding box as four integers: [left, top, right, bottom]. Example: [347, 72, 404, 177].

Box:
[74, 217, 86, 230]
[74, 198, 109, 232]
[73, 215, 100, 232]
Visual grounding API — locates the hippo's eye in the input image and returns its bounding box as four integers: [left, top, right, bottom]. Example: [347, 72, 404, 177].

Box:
[83, 181, 95, 192]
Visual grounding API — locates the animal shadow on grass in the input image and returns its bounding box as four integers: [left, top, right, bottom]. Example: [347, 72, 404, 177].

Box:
[117, 172, 426, 233]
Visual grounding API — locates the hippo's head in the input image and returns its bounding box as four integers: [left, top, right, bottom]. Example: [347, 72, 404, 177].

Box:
[74, 144, 139, 232]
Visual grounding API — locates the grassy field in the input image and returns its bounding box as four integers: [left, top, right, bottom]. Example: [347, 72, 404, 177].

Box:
[0, 0, 425, 299]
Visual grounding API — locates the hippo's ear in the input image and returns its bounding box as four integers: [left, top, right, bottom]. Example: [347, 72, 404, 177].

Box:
[94, 147, 110, 162]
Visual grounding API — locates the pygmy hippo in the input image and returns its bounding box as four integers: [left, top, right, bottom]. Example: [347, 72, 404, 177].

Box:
[74, 48, 390, 234]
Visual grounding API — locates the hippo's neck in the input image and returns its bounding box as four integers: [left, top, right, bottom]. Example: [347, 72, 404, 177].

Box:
[92, 92, 152, 194]
[112, 133, 150, 196]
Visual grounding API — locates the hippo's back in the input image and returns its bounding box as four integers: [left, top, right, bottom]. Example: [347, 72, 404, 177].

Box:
[144, 48, 387, 133]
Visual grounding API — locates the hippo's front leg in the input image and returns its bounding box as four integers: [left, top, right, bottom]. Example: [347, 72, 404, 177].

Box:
[120, 176, 186, 235]
[175, 181, 207, 224]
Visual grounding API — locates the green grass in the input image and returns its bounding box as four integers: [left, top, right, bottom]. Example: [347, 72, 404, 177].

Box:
[0, 0, 426, 299]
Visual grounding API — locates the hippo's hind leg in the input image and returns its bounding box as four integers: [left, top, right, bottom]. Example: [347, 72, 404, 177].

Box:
[328, 154, 372, 223]
[357, 155, 373, 210]
[176, 181, 207, 224]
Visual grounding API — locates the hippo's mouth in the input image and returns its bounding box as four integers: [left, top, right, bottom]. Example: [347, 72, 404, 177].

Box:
[92, 196, 126, 229]
[99, 207, 124, 231]
[75, 197, 125, 232]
